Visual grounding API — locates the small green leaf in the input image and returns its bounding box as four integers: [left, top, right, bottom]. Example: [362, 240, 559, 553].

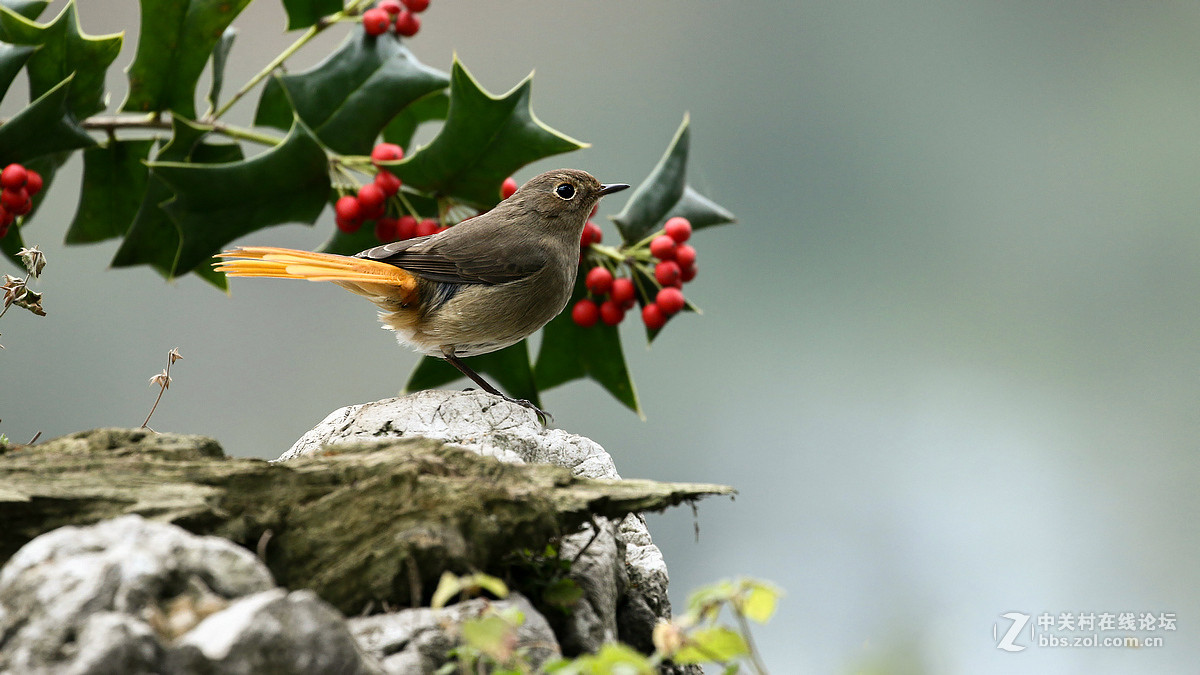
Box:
[65, 139, 154, 244]
[0, 75, 95, 164]
[0, 43, 35, 100]
[542, 577, 583, 610]
[611, 114, 735, 244]
[460, 614, 515, 659]
[0, 1, 122, 118]
[534, 274, 641, 416]
[206, 27, 237, 116]
[464, 572, 509, 600]
[430, 571, 463, 609]
[153, 119, 331, 275]
[121, 0, 250, 118]
[738, 580, 782, 624]
[256, 28, 449, 155]
[281, 0, 342, 30]
[406, 340, 541, 407]
[112, 115, 243, 288]
[686, 579, 736, 619]
[387, 58, 586, 207]
[673, 627, 748, 665]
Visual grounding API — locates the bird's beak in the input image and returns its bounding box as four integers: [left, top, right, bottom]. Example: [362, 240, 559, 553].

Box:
[599, 183, 630, 196]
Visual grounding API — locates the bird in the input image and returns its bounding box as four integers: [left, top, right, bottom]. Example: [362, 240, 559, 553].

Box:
[213, 169, 630, 424]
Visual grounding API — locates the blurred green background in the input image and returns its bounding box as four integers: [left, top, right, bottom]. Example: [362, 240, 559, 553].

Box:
[3, 2, 1199, 672]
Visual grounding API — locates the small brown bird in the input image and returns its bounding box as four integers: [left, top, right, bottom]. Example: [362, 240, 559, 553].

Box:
[214, 169, 629, 423]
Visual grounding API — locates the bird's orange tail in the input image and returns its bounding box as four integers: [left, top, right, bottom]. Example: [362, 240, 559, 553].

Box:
[213, 246, 419, 304]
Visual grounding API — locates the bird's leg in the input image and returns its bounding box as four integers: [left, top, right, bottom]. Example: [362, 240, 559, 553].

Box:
[442, 351, 552, 425]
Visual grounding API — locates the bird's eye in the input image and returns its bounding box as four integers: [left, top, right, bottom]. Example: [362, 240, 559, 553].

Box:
[554, 183, 576, 200]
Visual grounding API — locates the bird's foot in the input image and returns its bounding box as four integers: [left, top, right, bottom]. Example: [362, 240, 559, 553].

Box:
[504, 396, 552, 426]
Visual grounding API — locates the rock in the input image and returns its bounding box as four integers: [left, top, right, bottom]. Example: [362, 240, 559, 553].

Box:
[349, 592, 559, 674]
[169, 589, 382, 675]
[0, 515, 380, 675]
[283, 390, 678, 655]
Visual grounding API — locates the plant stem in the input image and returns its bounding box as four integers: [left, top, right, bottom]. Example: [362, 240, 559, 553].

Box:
[79, 114, 283, 147]
[735, 610, 771, 675]
[209, 0, 375, 122]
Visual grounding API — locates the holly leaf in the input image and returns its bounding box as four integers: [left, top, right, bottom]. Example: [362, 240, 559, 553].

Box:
[386, 58, 586, 208]
[405, 341, 541, 407]
[0, 216, 25, 267]
[281, 0, 342, 31]
[382, 90, 448, 152]
[534, 274, 641, 416]
[611, 114, 735, 244]
[64, 140, 154, 244]
[256, 27, 448, 156]
[113, 117, 242, 287]
[0, 75, 95, 164]
[120, 0, 250, 118]
[0, 0, 122, 119]
[149, 120, 330, 277]
[0, 43, 35, 100]
[206, 27, 237, 116]
[1, 1, 48, 21]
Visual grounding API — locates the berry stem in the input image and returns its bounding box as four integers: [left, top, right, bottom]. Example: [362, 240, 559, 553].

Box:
[208, 0, 376, 122]
[396, 190, 420, 219]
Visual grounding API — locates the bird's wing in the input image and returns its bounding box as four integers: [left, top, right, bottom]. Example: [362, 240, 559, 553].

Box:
[355, 229, 550, 285]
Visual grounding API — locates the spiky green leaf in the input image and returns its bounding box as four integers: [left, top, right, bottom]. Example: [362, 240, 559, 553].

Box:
[151, 120, 330, 276]
[256, 27, 448, 155]
[534, 273, 641, 416]
[0, 43, 35, 100]
[386, 59, 586, 208]
[611, 114, 735, 244]
[112, 116, 243, 287]
[0, 75, 94, 164]
[382, 90, 448, 152]
[281, 0, 341, 30]
[0, 1, 122, 118]
[206, 27, 237, 116]
[121, 0, 250, 118]
[65, 140, 154, 244]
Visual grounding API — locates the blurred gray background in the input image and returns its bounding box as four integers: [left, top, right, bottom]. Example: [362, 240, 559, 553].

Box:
[3, 1, 1199, 672]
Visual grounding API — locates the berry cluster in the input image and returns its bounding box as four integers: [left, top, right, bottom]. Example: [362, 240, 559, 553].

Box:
[335, 142, 445, 240]
[572, 216, 698, 331]
[362, 0, 429, 38]
[0, 163, 42, 239]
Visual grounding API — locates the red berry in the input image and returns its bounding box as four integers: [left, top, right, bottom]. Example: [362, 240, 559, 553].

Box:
[674, 244, 696, 268]
[362, 8, 390, 35]
[374, 169, 401, 195]
[580, 221, 602, 248]
[0, 223, 7, 239]
[500, 176, 518, 200]
[609, 277, 635, 308]
[1, 164, 26, 189]
[656, 286, 685, 315]
[396, 214, 418, 239]
[589, 203, 599, 219]
[642, 303, 667, 330]
[375, 217, 399, 241]
[336, 215, 361, 233]
[335, 195, 362, 222]
[371, 142, 404, 165]
[379, 0, 403, 14]
[655, 260, 682, 287]
[572, 298, 599, 327]
[23, 170, 41, 196]
[585, 266, 614, 295]
[357, 183, 387, 218]
[664, 216, 692, 243]
[680, 263, 697, 283]
[1, 188, 26, 211]
[402, 0, 430, 11]
[10, 198, 30, 215]
[394, 10, 420, 36]
[649, 235, 676, 260]
[599, 299, 625, 326]
[415, 218, 439, 237]
[0, 206, 12, 227]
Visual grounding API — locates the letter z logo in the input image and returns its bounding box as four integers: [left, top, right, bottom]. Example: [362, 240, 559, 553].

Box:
[994, 612, 1031, 652]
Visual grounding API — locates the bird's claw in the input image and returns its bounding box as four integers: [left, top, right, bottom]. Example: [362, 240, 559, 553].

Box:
[506, 396, 552, 426]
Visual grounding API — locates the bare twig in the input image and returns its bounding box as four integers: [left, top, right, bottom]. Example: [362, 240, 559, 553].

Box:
[141, 348, 182, 429]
